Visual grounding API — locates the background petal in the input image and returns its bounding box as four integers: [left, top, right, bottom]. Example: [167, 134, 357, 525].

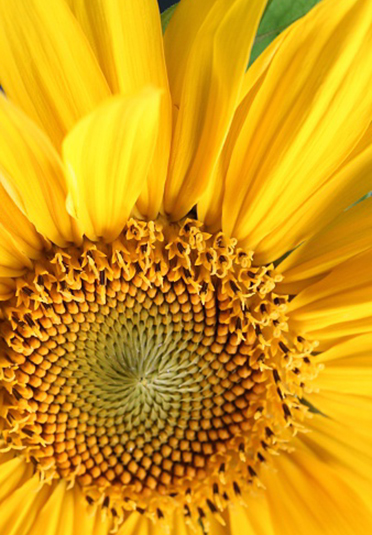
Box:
[288, 249, 372, 348]
[277, 197, 372, 294]
[0, 97, 78, 247]
[0, 0, 110, 148]
[68, 0, 171, 218]
[220, 0, 372, 263]
[163, 0, 268, 218]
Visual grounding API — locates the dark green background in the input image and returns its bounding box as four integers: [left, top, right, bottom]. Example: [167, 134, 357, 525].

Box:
[158, 0, 176, 11]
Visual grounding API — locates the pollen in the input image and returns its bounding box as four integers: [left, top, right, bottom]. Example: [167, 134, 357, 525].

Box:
[0, 218, 318, 529]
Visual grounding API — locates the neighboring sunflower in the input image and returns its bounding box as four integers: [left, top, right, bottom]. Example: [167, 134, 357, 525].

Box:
[0, 0, 371, 533]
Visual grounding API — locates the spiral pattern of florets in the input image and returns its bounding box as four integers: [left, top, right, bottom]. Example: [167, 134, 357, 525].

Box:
[0, 218, 318, 529]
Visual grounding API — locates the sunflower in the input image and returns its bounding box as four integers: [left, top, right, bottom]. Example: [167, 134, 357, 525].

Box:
[0, 0, 371, 533]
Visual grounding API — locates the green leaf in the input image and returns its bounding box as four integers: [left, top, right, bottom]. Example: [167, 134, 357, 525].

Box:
[250, 0, 323, 65]
[161, 3, 178, 32]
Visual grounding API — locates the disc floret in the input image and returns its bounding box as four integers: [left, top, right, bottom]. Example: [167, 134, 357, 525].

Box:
[0, 218, 318, 530]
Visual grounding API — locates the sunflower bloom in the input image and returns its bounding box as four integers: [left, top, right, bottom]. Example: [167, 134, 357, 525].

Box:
[0, 0, 371, 533]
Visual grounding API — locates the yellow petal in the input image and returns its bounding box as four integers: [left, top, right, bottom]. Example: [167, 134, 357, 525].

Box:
[63, 91, 161, 242]
[163, 0, 268, 218]
[69, 0, 171, 218]
[288, 249, 372, 347]
[69, 0, 166, 94]
[0, 225, 32, 278]
[0, 279, 16, 301]
[0, 474, 50, 535]
[117, 513, 146, 535]
[265, 449, 372, 535]
[299, 416, 372, 516]
[73, 486, 111, 535]
[228, 497, 275, 535]
[278, 197, 372, 293]
[312, 334, 372, 398]
[27, 481, 74, 535]
[0, 455, 34, 505]
[0, 96, 79, 247]
[0, 0, 110, 148]
[221, 0, 372, 263]
[0, 179, 44, 261]
[198, 30, 286, 230]
[256, 121, 372, 265]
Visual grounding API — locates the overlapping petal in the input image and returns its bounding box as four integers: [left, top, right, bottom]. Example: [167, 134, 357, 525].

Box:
[263, 449, 372, 535]
[288, 249, 372, 347]
[63, 91, 161, 241]
[68, 0, 171, 218]
[0, 0, 110, 148]
[277, 197, 372, 293]
[198, 29, 288, 230]
[163, 0, 268, 218]
[219, 0, 372, 263]
[0, 96, 78, 248]
[0, 455, 111, 535]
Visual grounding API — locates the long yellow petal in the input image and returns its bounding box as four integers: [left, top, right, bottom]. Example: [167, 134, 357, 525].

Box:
[228, 497, 275, 535]
[299, 416, 372, 516]
[69, 0, 167, 94]
[221, 0, 372, 263]
[0, 96, 78, 247]
[0, 0, 110, 148]
[277, 197, 372, 293]
[288, 249, 372, 347]
[0, 455, 34, 505]
[0, 475, 50, 535]
[0, 225, 33, 278]
[63, 91, 161, 242]
[69, 0, 171, 218]
[27, 481, 72, 535]
[308, 335, 372, 473]
[255, 122, 372, 265]
[198, 30, 287, 229]
[117, 513, 146, 535]
[0, 279, 15, 301]
[265, 450, 372, 535]
[313, 334, 372, 396]
[73, 485, 111, 535]
[0, 181, 44, 261]
[163, 0, 268, 218]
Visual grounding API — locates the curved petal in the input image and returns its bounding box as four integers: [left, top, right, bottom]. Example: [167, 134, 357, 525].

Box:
[299, 332, 372, 516]
[163, 0, 268, 218]
[63, 91, 161, 242]
[264, 449, 372, 535]
[0, 473, 51, 535]
[0, 180, 44, 261]
[312, 334, 372, 403]
[228, 497, 275, 535]
[0, 96, 79, 247]
[255, 122, 372, 265]
[0, 454, 111, 535]
[68, 0, 171, 218]
[0, 279, 16, 301]
[27, 481, 73, 535]
[299, 416, 372, 517]
[277, 197, 372, 294]
[221, 0, 372, 263]
[0, 0, 110, 148]
[198, 29, 288, 230]
[0, 226, 33, 279]
[0, 454, 34, 504]
[288, 249, 372, 348]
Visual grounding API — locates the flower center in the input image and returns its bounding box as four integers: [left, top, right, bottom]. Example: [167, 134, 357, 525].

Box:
[0, 218, 317, 527]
